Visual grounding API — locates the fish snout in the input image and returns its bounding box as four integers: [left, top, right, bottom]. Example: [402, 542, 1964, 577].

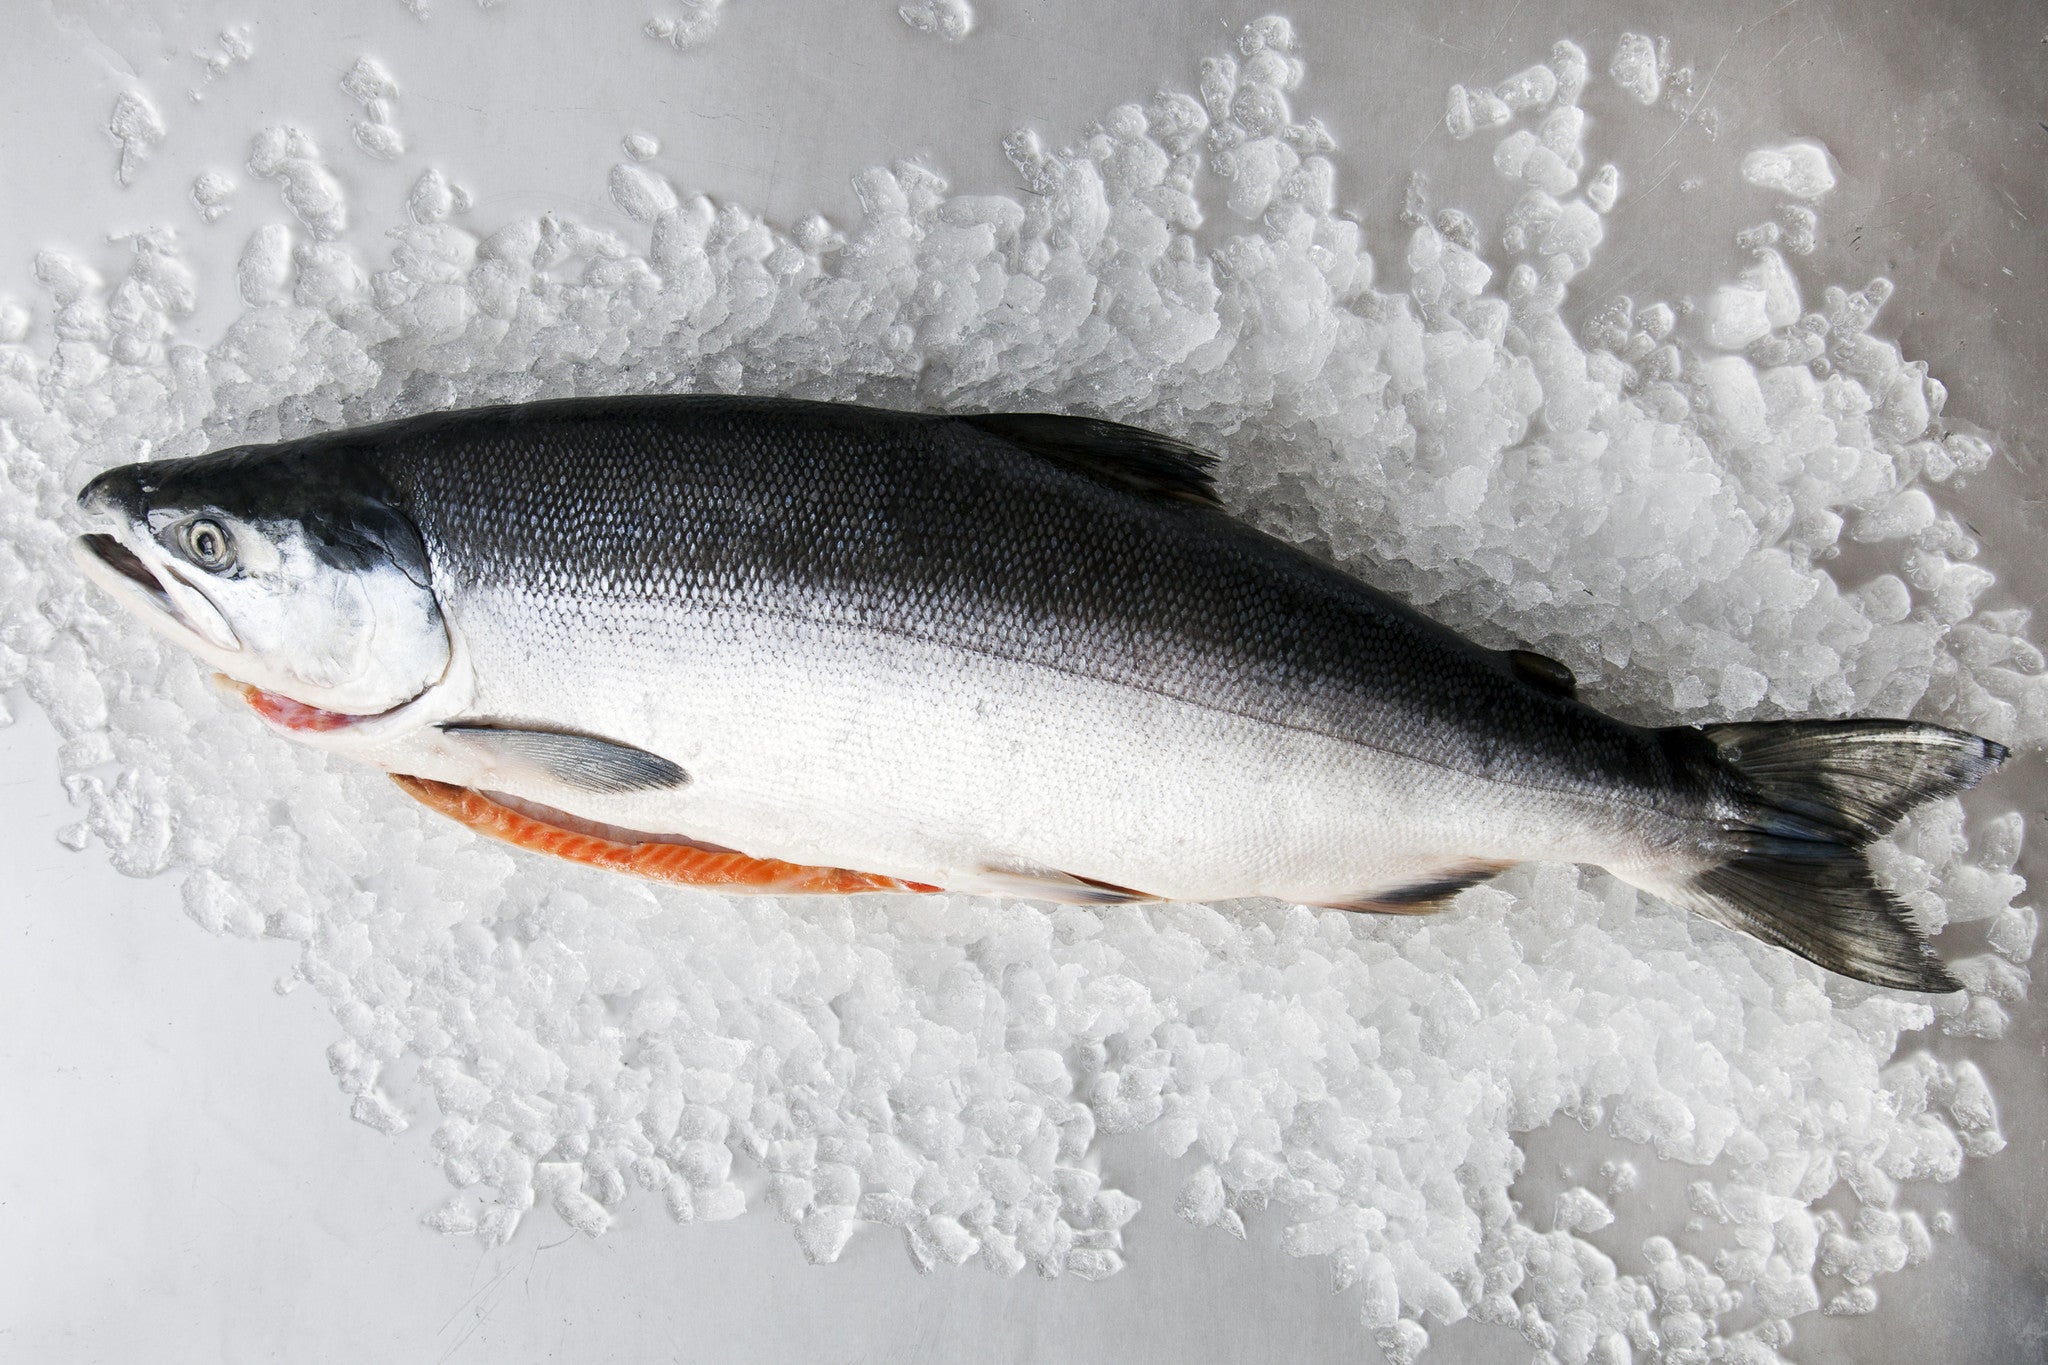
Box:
[76, 464, 150, 526]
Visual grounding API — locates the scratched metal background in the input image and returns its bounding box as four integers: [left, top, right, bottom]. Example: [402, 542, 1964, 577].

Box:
[0, 1, 2041, 1360]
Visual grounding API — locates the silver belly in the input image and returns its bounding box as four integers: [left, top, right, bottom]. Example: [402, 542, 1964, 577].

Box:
[353, 588, 1654, 902]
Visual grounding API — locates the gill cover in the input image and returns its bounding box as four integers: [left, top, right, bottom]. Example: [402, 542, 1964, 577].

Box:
[74, 441, 450, 717]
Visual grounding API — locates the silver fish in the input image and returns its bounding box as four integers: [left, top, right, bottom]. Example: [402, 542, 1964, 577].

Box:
[73, 395, 2006, 990]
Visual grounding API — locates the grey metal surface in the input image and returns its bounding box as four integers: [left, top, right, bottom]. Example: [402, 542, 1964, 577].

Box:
[1, 1, 2042, 1360]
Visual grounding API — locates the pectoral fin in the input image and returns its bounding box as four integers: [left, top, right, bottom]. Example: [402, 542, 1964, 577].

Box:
[392, 775, 939, 895]
[439, 723, 689, 794]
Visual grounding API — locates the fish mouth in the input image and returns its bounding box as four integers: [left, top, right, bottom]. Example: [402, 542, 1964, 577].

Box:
[78, 533, 172, 610]
[71, 531, 242, 654]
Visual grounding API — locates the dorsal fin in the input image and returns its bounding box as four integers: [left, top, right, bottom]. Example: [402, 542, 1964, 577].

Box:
[957, 412, 1223, 508]
[1508, 649, 1577, 699]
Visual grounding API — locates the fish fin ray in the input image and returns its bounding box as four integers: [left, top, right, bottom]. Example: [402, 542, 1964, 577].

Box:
[440, 723, 690, 794]
[1654, 852, 1961, 994]
[957, 412, 1224, 508]
[390, 776, 938, 895]
[974, 865, 1163, 905]
[1696, 718, 2006, 843]
[1507, 649, 1577, 699]
[1320, 860, 1513, 914]
[1642, 718, 2006, 992]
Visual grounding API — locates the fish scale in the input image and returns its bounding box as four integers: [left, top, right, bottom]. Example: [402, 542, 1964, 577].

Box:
[73, 394, 2007, 989]
[367, 399, 1665, 885]
[382, 397, 1658, 786]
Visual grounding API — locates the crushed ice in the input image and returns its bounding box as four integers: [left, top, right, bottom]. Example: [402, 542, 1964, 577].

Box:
[1741, 142, 1838, 202]
[342, 56, 407, 163]
[646, 0, 728, 52]
[107, 91, 167, 187]
[2, 16, 2041, 1363]
[899, 0, 975, 41]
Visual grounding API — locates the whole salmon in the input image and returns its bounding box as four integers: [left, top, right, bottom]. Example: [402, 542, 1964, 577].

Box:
[73, 396, 2005, 990]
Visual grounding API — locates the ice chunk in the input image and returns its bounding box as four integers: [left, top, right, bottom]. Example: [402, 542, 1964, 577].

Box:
[1780, 203, 1820, 255]
[1555, 1187, 1615, 1233]
[1853, 574, 1914, 624]
[646, 0, 726, 50]
[1538, 107, 1584, 163]
[797, 1206, 856, 1263]
[423, 1198, 478, 1236]
[1699, 355, 1769, 445]
[1494, 130, 1537, 181]
[190, 172, 236, 223]
[340, 57, 398, 104]
[1177, 1165, 1227, 1225]
[1497, 65, 1558, 111]
[235, 224, 295, 305]
[340, 59, 406, 160]
[193, 24, 255, 85]
[1741, 249, 1803, 329]
[1741, 141, 1837, 200]
[1874, 368, 1932, 441]
[247, 126, 346, 237]
[407, 168, 466, 223]
[1988, 906, 2036, 963]
[610, 163, 680, 222]
[1447, 83, 1511, 140]
[1852, 489, 1938, 542]
[351, 1091, 409, 1135]
[108, 90, 167, 186]
[1445, 85, 1476, 140]
[1551, 40, 1590, 106]
[353, 120, 405, 161]
[1609, 34, 1661, 104]
[899, 0, 974, 40]
[1706, 286, 1772, 350]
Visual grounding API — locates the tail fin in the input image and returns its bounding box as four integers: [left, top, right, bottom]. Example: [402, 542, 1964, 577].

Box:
[1659, 720, 2007, 992]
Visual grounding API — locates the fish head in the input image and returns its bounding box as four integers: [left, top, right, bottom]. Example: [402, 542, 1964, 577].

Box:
[72, 444, 451, 718]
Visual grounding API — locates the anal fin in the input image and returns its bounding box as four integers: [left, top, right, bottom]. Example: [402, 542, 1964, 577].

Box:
[1318, 860, 1513, 915]
[974, 865, 1162, 905]
[392, 775, 938, 896]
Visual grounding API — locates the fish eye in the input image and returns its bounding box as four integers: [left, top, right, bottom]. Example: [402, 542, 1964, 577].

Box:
[179, 518, 236, 572]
